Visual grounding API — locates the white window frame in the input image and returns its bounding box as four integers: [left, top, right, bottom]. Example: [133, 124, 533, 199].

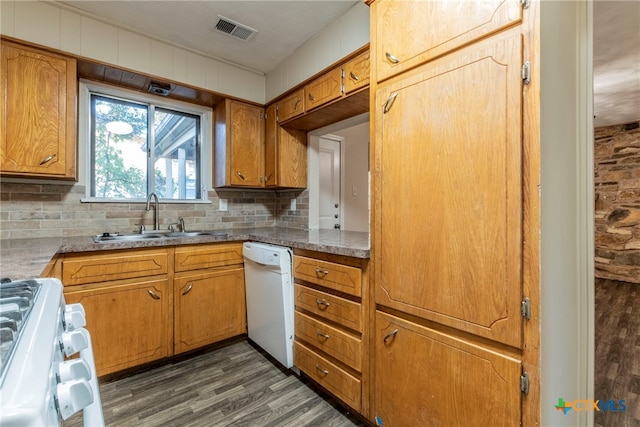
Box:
[79, 79, 212, 203]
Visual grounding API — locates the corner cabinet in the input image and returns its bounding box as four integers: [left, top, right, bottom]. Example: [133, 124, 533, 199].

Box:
[0, 40, 77, 179]
[265, 104, 307, 188]
[370, 0, 538, 425]
[214, 99, 265, 187]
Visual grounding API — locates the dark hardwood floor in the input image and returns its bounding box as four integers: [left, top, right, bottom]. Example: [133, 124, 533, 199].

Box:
[65, 339, 368, 427]
[594, 278, 640, 427]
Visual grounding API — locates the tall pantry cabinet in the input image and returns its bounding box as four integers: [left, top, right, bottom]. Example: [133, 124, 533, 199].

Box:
[369, 1, 540, 426]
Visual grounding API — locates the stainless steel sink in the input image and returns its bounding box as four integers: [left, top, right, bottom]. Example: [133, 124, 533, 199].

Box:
[93, 233, 165, 243]
[166, 230, 227, 237]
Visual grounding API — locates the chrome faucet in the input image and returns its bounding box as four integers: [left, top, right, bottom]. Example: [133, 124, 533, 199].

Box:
[145, 192, 159, 231]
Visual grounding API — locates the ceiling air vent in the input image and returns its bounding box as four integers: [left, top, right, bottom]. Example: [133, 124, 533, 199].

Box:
[212, 16, 257, 42]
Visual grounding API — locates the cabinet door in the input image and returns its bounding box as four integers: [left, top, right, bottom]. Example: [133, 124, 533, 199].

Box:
[304, 67, 343, 112]
[229, 100, 264, 186]
[372, 0, 522, 82]
[265, 104, 307, 189]
[375, 311, 521, 427]
[276, 89, 305, 123]
[1, 42, 76, 179]
[375, 33, 523, 347]
[174, 267, 247, 353]
[344, 51, 370, 94]
[64, 279, 170, 376]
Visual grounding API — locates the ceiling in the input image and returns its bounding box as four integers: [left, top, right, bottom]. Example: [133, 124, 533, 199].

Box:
[54, 1, 639, 128]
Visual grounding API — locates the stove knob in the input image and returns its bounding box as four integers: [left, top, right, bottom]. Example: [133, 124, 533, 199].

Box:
[61, 328, 88, 357]
[56, 378, 94, 420]
[58, 358, 91, 382]
[64, 304, 86, 330]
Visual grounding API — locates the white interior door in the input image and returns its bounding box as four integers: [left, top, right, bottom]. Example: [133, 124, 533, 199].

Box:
[319, 136, 341, 230]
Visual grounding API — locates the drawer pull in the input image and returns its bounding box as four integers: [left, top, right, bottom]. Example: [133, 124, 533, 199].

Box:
[315, 365, 329, 376]
[316, 330, 330, 340]
[385, 52, 400, 64]
[349, 71, 359, 82]
[294, 98, 301, 110]
[315, 298, 331, 308]
[147, 290, 160, 300]
[308, 93, 316, 102]
[235, 171, 246, 180]
[383, 329, 398, 344]
[39, 154, 56, 165]
[182, 283, 193, 296]
[315, 268, 329, 278]
[383, 92, 398, 114]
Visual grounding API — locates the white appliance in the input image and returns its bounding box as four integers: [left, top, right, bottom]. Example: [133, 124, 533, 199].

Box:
[0, 278, 104, 426]
[243, 242, 294, 368]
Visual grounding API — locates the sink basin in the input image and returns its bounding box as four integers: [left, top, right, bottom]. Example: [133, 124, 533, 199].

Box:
[93, 233, 165, 243]
[167, 230, 227, 238]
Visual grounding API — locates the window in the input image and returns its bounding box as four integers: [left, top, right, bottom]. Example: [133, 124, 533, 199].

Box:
[81, 81, 210, 202]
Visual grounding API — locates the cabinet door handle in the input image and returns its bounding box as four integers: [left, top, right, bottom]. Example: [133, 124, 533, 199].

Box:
[308, 93, 316, 102]
[147, 290, 160, 300]
[383, 329, 398, 344]
[383, 92, 398, 114]
[315, 268, 329, 278]
[385, 52, 400, 64]
[316, 330, 329, 340]
[182, 283, 193, 296]
[39, 154, 56, 165]
[316, 298, 330, 308]
[315, 365, 329, 375]
[236, 171, 246, 180]
[349, 71, 359, 81]
[294, 98, 301, 110]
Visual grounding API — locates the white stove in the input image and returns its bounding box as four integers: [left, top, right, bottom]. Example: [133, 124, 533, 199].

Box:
[0, 278, 104, 426]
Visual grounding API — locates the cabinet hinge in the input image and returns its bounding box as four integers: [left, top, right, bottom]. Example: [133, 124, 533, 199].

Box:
[520, 371, 530, 395]
[522, 61, 531, 85]
[521, 297, 531, 320]
[521, 0, 530, 9]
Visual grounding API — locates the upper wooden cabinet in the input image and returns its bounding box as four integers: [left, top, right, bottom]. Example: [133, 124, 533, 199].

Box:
[344, 51, 370, 94]
[275, 89, 305, 123]
[372, 0, 522, 82]
[265, 104, 307, 189]
[0, 40, 77, 179]
[214, 99, 265, 188]
[304, 67, 343, 112]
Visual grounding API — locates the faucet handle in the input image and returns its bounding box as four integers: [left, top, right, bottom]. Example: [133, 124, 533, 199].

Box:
[178, 217, 186, 232]
[135, 224, 145, 234]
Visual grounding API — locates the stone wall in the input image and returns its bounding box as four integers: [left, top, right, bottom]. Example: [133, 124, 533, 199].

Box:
[0, 182, 309, 239]
[594, 122, 640, 284]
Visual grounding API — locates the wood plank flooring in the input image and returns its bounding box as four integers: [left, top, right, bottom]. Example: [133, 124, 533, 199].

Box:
[594, 278, 640, 427]
[65, 339, 368, 427]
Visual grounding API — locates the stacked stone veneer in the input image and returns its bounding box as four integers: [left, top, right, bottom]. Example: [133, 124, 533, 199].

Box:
[0, 182, 309, 239]
[594, 121, 640, 284]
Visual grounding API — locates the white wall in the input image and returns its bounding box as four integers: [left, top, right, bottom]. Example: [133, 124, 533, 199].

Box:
[0, 1, 265, 103]
[540, 1, 594, 426]
[265, 1, 370, 102]
[333, 122, 369, 233]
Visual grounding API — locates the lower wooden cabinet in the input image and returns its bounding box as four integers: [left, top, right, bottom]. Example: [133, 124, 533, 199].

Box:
[374, 311, 522, 427]
[64, 278, 171, 376]
[174, 267, 246, 353]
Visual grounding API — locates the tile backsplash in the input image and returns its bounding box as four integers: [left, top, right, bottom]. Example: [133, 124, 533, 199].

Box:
[0, 182, 309, 239]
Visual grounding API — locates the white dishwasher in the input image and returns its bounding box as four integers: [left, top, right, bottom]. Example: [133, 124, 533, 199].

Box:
[243, 241, 294, 368]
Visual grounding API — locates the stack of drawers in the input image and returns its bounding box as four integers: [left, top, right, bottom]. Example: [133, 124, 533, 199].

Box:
[292, 251, 365, 412]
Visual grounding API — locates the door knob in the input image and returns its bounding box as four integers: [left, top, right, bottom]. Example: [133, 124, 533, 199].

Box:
[334, 203, 339, 208]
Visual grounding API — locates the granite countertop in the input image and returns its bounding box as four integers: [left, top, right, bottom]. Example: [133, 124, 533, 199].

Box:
[0, 227, 370, 281]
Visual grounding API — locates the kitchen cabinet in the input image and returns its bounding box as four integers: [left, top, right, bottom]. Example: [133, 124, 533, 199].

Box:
[374, 311, 521, 427]
[372, 0, 522, 82]
[264, 104, 307, 188]
[304, 67, 343, 112]
[174, 243, 246, 354]
[292, 250, 370, 417]
[214, 99, 265, 187]
[370, 0, 538, 424]
[275, 89, 305, 123]
[61, 248, 171, 376]
[0, 40, 77, 179]
[343, 51, 370, 94]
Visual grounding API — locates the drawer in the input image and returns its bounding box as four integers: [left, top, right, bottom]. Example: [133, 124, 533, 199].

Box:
[174, 243, 243, 272]
[344, 51, 370, 94]
[294, 341, 361, 412]
[276, 89, 305, 122]
[293, 256, 361, 297]
[295, 284, 361, 332]
[295, 311, 362, 371]
[62, 249, 169, 285]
